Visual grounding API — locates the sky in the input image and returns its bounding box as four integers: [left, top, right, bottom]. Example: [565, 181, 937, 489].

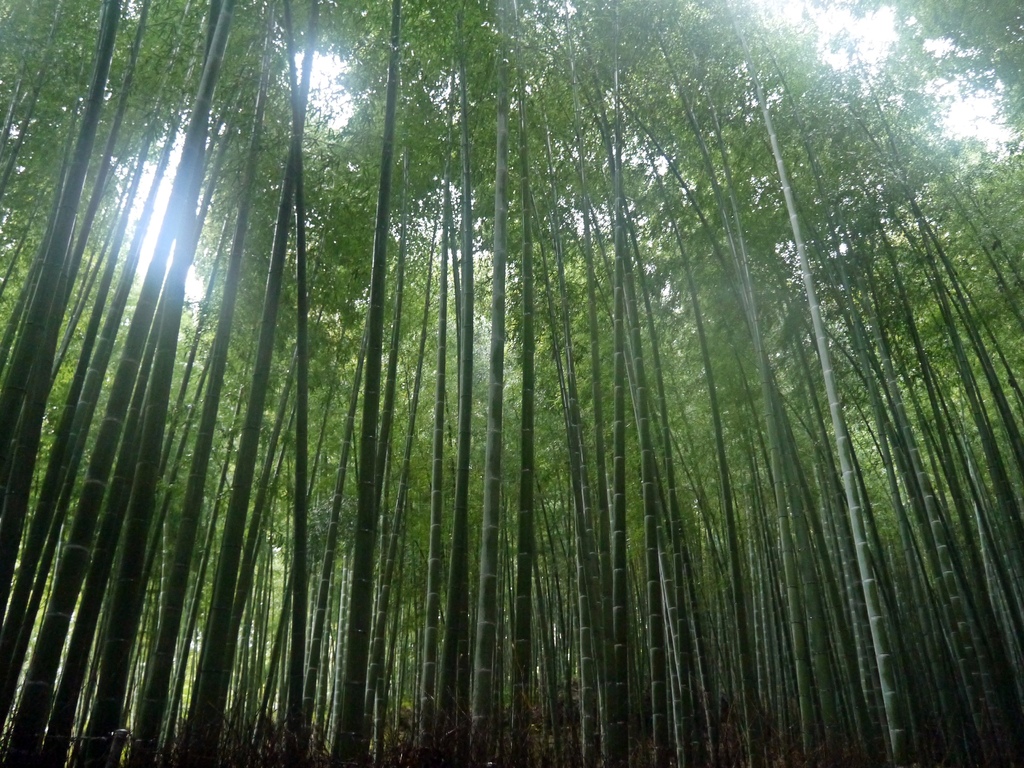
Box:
[752, 0, 1014, 150]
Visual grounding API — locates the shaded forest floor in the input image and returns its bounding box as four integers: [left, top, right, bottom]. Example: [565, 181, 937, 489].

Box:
[57, 717, 1018, 768]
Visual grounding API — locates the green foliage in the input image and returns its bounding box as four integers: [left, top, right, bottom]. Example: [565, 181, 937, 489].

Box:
[1, 0, 1023, 762]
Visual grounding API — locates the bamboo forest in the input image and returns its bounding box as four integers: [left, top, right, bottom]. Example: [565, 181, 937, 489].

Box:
[0, 0, 1022, 764]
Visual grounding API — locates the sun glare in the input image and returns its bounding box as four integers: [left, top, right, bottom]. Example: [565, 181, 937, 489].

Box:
[131, 52, 352, 307]
[934, 81, 1012, 150]
[133, 140, 207, 306]
[306, 52, 354, 132]
[751, 0, 899, 72]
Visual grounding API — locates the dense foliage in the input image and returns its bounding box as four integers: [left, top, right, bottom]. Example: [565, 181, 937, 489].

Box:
[0, 0, 1022, 764]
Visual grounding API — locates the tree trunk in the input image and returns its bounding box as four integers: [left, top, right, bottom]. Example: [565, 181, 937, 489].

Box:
[332, 0, 401, 758]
